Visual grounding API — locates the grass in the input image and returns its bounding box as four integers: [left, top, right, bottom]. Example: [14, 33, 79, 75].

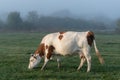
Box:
[0, 33, 120, 80]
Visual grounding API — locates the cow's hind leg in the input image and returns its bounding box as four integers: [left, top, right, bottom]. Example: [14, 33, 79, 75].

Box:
[77, 52, 86, 70]
[83, 48, 91, 72]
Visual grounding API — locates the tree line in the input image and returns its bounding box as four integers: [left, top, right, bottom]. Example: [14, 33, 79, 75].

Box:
[0, 11, 119, 33]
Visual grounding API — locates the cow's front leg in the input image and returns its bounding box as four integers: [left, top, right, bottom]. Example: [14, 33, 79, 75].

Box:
[41, 45, 54, 70]
[41, 57, 49, 70]
[57, 58, 61, 69]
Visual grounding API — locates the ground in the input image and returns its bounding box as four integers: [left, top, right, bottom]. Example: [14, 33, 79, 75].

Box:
[0, 33, 120, 80]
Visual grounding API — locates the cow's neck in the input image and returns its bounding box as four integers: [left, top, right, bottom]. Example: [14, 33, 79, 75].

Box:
[35, 43, 45, 57]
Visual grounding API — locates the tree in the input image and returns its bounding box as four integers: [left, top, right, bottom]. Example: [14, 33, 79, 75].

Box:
[7, 12, 23, 31]
[0, 19, 4, 29]
[26, 11, 39, 23]
[116, 19, 120, 33]
[26, 11, 39, 29]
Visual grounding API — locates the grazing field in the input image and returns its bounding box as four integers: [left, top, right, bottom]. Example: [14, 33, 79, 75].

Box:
[0, 33, 120, 80]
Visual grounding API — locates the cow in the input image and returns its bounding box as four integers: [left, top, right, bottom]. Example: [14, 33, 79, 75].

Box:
[28, 31, 104, 72]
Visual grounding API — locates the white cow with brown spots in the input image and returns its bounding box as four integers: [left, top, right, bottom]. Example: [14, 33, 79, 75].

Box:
[28, 31, 104, 72]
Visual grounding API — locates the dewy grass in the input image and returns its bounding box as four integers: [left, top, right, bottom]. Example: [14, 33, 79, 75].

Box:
[0, 33, 120, 80]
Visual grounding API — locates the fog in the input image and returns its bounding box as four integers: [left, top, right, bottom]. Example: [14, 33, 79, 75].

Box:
[0, 0, 120, 19]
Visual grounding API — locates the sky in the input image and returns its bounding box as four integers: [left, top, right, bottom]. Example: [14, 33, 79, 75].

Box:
[0, 0, 120, 19]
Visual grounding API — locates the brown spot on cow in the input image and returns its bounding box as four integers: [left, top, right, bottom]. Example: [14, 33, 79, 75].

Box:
[58, 35, 63, 40]
[35, 43, 45, 57]
[58, 31, 66, 40]
[87, 31, 95, 46]
[80, 53, 85, 59]
[47, 45, 55, 59]
[46, 45, 48, 49]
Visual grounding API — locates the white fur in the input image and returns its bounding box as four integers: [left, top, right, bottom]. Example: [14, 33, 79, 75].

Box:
[28, 31, 102, 72]
[41, 31, 87, 56]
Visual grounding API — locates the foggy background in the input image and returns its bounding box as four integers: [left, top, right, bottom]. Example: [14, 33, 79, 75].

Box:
[0, 0, 120, 33]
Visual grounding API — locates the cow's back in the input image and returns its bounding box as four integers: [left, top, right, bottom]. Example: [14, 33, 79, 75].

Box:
[41, 31, 88, 56]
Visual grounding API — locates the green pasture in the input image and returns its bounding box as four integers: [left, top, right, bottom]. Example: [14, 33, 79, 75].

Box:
[0, 33, 120, 80]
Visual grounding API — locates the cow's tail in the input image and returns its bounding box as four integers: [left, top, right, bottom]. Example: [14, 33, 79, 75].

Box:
[93, 40, 104, 64]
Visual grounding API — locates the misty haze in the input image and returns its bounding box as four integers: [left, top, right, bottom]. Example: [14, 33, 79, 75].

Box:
[0, 0, 120, 33]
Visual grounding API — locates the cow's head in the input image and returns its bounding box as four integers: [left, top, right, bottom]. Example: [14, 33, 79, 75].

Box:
[28, 43, 45, 69]
[28, 54, 41, 69]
